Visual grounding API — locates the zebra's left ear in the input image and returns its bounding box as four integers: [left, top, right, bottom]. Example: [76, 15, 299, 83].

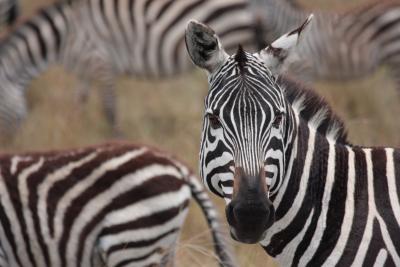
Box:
[185, 20, 229, 74]
[259, 14, 313, 74]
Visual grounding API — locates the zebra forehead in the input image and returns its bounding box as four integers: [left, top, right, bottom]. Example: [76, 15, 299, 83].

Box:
[209, 84, 279, 113]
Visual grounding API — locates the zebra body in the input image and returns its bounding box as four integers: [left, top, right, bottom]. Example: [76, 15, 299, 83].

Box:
[0, 0, 258, 135]
[185, 18, 400, 266]
[0, 142, 235, 267]
[250, 0, 400, 83]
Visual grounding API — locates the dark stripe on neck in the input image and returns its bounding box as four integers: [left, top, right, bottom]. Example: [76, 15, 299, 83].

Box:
[273, 120, 308, 220]
[266, 123, 315, 257]
[307, 144, 349, 265]
[371, 149, 400, 251]
[336, 147, 368, 266]
[363, 219, 388, 265]
[291, 133, 330, 265]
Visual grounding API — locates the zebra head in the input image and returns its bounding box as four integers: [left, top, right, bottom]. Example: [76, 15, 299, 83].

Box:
[185, 15, 312, 244]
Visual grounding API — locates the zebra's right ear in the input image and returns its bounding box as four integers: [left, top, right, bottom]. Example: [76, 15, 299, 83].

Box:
[185, 20, 228, 74]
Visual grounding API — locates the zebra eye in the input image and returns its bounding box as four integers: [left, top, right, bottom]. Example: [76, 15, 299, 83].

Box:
[208, 114, 222, 129]
[272, 111, 284, 127]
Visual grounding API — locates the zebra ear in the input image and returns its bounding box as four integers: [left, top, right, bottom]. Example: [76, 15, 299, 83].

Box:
[259, 14, 313, 74]
[185, 20, 228, 74]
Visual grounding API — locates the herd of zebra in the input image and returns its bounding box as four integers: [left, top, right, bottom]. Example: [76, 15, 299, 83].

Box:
[0, 0, 399, 266]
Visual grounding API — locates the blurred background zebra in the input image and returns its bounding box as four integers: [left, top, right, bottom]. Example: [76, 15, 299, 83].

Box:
[3, 0, 400, 266]
[250, 0, 400, 88]
[4, 0, 400, 138]
[0, 0, 262, 137]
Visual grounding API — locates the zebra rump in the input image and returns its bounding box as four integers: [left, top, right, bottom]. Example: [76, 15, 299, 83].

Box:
[0, 142, 236, 267]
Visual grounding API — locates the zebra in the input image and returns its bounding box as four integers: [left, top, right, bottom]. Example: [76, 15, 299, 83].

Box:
[0, 0, 264, 137]
[185, 17, 400, 266]
[248, 0, 400, 86]
[0, 141, 236, 267]
[0, 0, 18, 27]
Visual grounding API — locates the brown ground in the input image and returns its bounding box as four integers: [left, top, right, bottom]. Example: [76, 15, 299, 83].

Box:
[4, 0, 400, 266]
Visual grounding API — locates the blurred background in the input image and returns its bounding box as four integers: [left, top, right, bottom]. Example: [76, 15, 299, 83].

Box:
[4, 0, 400, 266]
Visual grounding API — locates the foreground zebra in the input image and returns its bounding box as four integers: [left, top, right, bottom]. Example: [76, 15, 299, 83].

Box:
[0, 0, 260, 137]
[250, 0, 400, 86]
[185, 17, 400, 266]
[0, 142, 236, 267]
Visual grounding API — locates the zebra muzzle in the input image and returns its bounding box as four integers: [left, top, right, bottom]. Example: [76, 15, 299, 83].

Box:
[226, 167, 275, 244]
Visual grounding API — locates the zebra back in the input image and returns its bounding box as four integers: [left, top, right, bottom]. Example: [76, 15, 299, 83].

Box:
[0, 0, 262, 136]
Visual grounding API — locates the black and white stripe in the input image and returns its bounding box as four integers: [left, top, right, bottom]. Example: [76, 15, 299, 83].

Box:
[250, 0, 400, 84]
[186, 19, 400, 266]
[0, 142, 236, 267]
[0, 0, 260, 136]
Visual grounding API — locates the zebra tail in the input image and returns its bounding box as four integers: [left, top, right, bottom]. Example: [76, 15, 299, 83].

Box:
[187, 174, 238, 267]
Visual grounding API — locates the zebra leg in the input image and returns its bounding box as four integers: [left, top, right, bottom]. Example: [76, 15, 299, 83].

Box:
[0, 88, 27, 140]
[98, 78, 120, 137]
[75, 78, 92, 105]
[88, 58, 120, 136]
[388, 62, 400, 96]
[73, 54, 121, 136]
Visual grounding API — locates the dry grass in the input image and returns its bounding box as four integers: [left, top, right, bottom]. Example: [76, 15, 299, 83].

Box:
[4, 0, 400, 266]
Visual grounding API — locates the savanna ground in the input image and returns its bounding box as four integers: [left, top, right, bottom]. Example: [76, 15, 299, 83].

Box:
[3, 0, 400, 266]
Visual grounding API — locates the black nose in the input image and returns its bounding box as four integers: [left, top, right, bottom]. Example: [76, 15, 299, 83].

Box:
[227, 167, 274, 243]
[226, 198, 274, 244]
[233, 200, 269, 224]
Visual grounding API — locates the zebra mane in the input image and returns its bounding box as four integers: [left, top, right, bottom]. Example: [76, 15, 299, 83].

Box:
[235, 45, 247, 73]
[278, 75, 348, 143]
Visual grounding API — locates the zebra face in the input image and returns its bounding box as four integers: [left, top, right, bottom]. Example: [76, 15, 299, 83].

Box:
[186, 16, 312, 244]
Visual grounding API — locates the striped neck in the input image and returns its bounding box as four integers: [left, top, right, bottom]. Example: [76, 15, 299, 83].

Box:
[263, 117, 351, 265]
[262, 115, 400, 266]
